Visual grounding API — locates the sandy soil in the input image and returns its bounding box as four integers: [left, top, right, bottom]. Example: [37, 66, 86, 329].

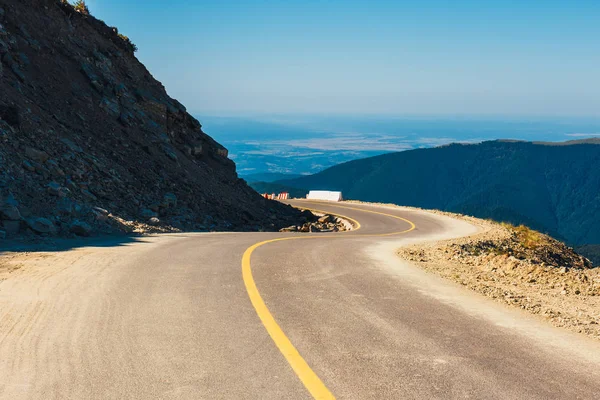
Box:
[346, 200, 600, 340]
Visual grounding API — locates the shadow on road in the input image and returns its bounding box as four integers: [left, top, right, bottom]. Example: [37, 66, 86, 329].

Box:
[0, 234, 152, 255]
[0, 231, 244, 256]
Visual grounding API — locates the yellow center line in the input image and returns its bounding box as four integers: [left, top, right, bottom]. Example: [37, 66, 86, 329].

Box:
[241, 203, 416, 400]
[307, 201, 417, 236]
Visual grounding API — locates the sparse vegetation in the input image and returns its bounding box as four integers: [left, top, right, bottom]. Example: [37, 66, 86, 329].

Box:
[59, 0, 138, 53]
[72, 0, 90, 16]
[118, 33, 138, 53]
[501, 222, 546, 249]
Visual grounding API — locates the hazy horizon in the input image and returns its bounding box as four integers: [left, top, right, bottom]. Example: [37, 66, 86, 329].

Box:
[197, 114, 600, 176]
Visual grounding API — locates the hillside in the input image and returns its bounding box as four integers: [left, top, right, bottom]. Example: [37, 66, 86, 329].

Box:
[276, 140, 600, 259]
[0, 0, 303, 237]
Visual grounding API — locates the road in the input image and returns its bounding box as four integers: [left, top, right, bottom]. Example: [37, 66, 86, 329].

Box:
[1, 200, 600, 399]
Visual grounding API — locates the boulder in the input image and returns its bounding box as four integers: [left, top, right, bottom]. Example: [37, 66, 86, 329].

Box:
[318, 215, 332, 224]
[0, 204, 21, 220]
[92, 207, 109, 222]
[27, 217, 55, 234]
[69, 220, 92, 236]
[47, 181, 62, 196]
[299, 223, 310, 233]
[148, 217, 160, 226]
[25, 147, 49, 163]
[93, 206, 109, 215]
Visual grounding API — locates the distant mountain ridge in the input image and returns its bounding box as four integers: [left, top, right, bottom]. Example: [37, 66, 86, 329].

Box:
[260, 140, 600, 254]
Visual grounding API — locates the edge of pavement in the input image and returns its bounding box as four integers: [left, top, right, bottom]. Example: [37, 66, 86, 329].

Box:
[346, 204, 600, 368]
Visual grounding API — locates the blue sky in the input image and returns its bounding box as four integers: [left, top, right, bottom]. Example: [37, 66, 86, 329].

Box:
[88, 0, 599, 117]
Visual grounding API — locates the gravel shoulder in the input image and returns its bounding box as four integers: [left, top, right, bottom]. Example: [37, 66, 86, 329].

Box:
[347, 200, 600, 340]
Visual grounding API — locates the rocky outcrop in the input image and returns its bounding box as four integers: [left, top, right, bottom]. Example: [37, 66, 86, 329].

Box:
[0, 0, 304, 238]
[279, 213, 352, 233]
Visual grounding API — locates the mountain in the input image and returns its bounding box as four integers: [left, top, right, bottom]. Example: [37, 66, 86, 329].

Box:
[276, 140, 600, 255]
[0, 0, 301, 237]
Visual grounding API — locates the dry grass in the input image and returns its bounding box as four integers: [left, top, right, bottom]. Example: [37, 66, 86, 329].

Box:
[501, 223, 547, 249]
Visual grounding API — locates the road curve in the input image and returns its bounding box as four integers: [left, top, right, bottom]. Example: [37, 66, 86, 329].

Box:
[1, 200, 600, 399]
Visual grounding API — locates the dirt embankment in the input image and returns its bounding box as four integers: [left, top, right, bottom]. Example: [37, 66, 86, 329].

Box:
[345, 200, 600, 339]
[398, 217, 600, 340]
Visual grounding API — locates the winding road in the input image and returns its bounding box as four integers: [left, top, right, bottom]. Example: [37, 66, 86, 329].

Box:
[1, 200, 600, 399]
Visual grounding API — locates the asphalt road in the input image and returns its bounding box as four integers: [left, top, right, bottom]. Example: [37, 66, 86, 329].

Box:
[1, 200, 600, 399]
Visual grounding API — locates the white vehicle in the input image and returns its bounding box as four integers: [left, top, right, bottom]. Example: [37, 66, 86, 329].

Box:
[306, 190, 343, 202]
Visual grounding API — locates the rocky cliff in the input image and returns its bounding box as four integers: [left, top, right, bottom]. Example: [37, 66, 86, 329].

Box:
[0, 0, 303, 238]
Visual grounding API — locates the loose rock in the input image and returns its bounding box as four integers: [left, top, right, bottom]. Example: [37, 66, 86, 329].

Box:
[69, 220, 92, 236]
[0, 204, 21, 220]
[25, 147, 49, 163]
[27, 217, 55, 234]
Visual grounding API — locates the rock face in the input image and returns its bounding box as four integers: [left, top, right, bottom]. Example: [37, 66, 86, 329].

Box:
[0, 0, 302, 238]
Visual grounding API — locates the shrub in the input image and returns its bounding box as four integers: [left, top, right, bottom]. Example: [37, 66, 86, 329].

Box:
[73, 0, 90, 15]
[118, 33, 138, 53]
[501, 222, 546, 249]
